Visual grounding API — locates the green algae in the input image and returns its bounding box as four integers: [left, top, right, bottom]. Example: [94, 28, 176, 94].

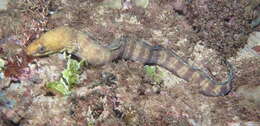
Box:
[0, 58, 5, 71]
[46, 54, 85, 95]
[144, 65, 163, 84]
[0, 58, 5, 80]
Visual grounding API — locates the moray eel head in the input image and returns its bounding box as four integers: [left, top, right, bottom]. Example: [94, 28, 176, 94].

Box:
[26, 26, 77, 56]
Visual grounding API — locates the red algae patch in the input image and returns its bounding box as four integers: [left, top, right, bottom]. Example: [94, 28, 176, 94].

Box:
[4, 51, 34, 80]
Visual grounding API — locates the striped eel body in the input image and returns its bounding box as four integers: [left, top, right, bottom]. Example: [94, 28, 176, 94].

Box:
[26, 26, 234, 97]
[115, 37, 234, 96]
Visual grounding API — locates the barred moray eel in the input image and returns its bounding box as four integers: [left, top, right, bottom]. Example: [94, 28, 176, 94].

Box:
[26, 26, 234, 97]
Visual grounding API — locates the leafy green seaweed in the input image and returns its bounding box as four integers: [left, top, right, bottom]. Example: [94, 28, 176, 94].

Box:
[0, 58, 5, 80]
[46, 81, 71, 96]
[0, 58, 5, 71]
[144, 65, 163, 84]
[46, 55, 85, 95]
[62, 57, 84, 87]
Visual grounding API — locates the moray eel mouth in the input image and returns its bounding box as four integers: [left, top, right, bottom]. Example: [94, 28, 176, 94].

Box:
[25, 26, 77, 57]
[26, 41, 57, 56]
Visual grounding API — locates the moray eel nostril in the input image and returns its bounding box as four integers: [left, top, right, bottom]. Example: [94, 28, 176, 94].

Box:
[26, 26, 235, 97]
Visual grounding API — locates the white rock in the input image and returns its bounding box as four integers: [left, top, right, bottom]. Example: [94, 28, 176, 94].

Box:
[235, 32, 260, 60]
[247, 32, 260, 48]
[0, 0, 9, 11]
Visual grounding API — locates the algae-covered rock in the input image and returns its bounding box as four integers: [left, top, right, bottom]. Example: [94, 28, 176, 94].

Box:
[248, 0, 260, 10]
[236, 84, 260, 107]
[102, 0, 122, 9]
[102, 0, 149, 9]
[133, 0, 149, 8]
[251, 15, 260, 28]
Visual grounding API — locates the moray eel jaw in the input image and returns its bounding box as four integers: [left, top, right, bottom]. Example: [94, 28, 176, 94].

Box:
[26, 26, 77, 56]
[26, 26, 115, 66]
[26, 39, 58, 56]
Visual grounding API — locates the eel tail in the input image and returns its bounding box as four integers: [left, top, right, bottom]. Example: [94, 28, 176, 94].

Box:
[116, 36, 234, 97]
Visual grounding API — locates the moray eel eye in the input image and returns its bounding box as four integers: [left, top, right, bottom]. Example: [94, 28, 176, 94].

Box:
[26, 42, 52, 56]
[37, 46, 46, 53]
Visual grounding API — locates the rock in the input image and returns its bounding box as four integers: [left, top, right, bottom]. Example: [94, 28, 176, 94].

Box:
[0, 77, 11, 89]
[133, 0, 149, 8]
[0, 0, 9, 11]
[251, 15, 260, 28]
[246, 31, 260, 56]
[102, 0, 122, 9]
[248, 32, 260, 48]
[236, 32, 260, 59]
[102, 0, 150, 9]
[236, 84, 260, 107]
